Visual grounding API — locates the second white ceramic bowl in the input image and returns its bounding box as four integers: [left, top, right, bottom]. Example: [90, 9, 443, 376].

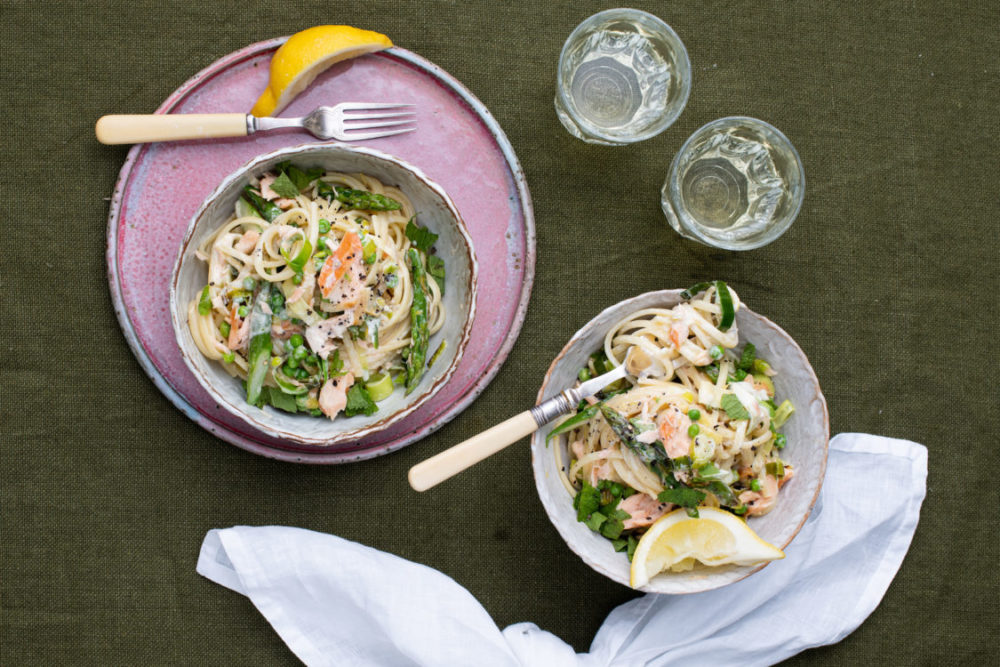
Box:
[531, 289, 828, 594]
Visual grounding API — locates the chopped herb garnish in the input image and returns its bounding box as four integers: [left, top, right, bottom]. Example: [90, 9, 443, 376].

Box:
[427, 255, 445, 294]
[738, 342, 756, 371]
[264, 386, 298, 413]
[720, 394, 750, 421]
[584, 511, 607, 532]
[574, 483, 601, 522]
[269, 171, 300, 199]
[626, 535, 639, 561]
[344, 383, 378, 417]
[599, 508, 631, 540]
[404, 218, 439, 252]
[274, 162, 323, 191]
[657, 487, 707, 517]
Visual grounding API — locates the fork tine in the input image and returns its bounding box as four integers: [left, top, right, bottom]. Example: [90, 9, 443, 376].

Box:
[344, 110, 416, 121]
[337, 102, 415, 112]
[345, 118, 415, 131]
[342, 126, 416, 141]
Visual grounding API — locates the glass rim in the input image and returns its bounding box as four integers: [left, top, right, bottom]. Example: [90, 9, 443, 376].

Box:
[556, 8, 692, 144]
[665, 116, 805, 249]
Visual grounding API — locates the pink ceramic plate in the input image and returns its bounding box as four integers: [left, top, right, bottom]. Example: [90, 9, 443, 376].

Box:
[106, 40, 535, 463]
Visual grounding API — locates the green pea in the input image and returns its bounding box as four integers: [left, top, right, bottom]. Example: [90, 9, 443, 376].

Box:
[292, 272, 304, 285]
[578, 368, 592, 382]
[687, 424, 700, 437]
[709, 345, 723, 360]
[237, 305, 248, 318]
[318, 219, 331, 234]
[750, 478, 762, 492]
[292, 346, 308, 361]
[290, 333, 304, 348]
[285, 356, 299, 370]
[219, 321, 231, 338]
[774, 434, 787, 450]
[243, 277, 256, 291]
[316, 237, 327, 251]
[222, 352, 235, 363]
[688, 408, 701, 421]
[732, 505, 748, 516]
[283, 340, 294, 354]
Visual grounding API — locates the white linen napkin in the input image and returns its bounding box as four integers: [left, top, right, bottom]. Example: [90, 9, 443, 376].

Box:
[197, 433, 927, 667]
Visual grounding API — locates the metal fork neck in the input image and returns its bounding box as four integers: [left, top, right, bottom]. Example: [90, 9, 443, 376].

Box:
[529, 387, 582, 426]
[247, 115, 302, 134]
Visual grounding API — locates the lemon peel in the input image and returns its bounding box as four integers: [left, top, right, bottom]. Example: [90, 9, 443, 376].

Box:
[251, 25, 392, 117]
[629, 507, 784, 588]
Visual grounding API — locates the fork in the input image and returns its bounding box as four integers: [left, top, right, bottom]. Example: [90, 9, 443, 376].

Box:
[95, 103, 416, 144]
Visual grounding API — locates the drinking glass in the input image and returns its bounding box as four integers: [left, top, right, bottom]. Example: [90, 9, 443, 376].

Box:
[661, 117, 805, 250]
[555, 9, 691, 145]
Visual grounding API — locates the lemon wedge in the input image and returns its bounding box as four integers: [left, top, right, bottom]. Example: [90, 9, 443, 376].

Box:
[630, 507, 784, 588]
[251, 25, 393, 117]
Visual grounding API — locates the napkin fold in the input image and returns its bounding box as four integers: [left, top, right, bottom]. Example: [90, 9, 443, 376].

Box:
[197, 433, 927, 667]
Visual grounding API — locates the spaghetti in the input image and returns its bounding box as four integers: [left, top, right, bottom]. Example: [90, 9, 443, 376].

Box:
[187, 165, 445, 420]
[551, 283, 795, 561]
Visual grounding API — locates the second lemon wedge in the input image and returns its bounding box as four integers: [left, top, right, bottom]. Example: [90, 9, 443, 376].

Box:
[251, 25, 393, 117]
[630, 507, 784, 589]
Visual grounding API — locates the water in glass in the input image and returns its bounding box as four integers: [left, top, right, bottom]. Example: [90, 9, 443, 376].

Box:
[662, 118, 804, 250]
[556, 10, 689, 145]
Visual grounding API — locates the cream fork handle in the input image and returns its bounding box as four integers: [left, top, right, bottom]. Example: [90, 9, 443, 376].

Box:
[95, 114, 248, 144]
[408, 411, 538, 492]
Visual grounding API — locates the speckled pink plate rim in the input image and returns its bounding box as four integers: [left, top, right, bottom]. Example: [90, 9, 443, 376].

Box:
[106, 40, 536, 463]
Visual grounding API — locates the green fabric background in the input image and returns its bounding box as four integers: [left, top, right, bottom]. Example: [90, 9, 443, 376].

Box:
[3, 0, 998, 663]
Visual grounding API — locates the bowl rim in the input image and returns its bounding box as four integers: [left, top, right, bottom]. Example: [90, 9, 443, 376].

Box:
[169, 142, 478, 446]
[531, 288, 829, 594]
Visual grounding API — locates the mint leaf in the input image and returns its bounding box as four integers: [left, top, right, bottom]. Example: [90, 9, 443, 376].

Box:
[657, 486, 706, 509]
[584, 511, 607, 532]
[284, 165, 324, 191]
[612, 538, 628, 552]
[405, 218, 438, 252]
[426, 254, 445, 295]
[269, 171, 300, 199]
[265, 387, 298, 413]
[738, 342, 756, 371]
[720, 394, 750, 420]
[600, 515, 625, 540]
[574, 483, 601, 522]
[344, 383, 377, 417]
[626, 535, 638, 561]
[328, 349, 344, 376]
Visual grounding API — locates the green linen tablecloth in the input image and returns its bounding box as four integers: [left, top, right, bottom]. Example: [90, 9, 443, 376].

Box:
[3, 1, 997, 663]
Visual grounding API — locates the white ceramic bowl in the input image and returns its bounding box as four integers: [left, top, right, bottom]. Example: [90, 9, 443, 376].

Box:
[170, 143, 477, 447]
[531, 289, 828, 594]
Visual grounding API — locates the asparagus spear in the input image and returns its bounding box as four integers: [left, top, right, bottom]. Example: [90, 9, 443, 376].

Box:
[245, 284, 273, 406]
[405, 248, 429, 394]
